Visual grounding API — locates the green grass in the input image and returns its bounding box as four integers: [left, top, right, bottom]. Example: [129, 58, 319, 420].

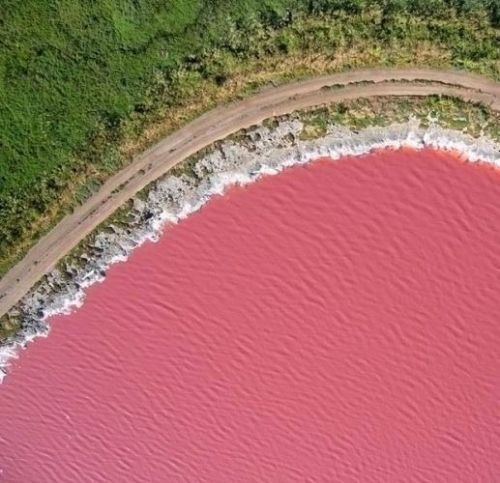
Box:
[299, 96, 500, 141]
[0, 0, 499, 275]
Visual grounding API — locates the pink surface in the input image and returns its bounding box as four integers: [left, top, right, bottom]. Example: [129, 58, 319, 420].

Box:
[1, 148, 500, 482]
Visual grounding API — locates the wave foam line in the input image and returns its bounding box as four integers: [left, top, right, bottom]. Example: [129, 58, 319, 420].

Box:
[1, 118, 499, 382]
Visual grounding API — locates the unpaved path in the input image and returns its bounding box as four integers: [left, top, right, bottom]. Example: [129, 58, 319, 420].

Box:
[1, 68, 499, 319]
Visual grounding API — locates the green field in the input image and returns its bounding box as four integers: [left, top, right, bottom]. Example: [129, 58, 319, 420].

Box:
[0, 0, 499, 275]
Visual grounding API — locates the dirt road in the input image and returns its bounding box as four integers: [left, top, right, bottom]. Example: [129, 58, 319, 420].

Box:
[1, 68, 499, 319]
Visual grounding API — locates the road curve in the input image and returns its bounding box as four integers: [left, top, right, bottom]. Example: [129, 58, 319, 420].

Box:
[1, 68, 499, 319]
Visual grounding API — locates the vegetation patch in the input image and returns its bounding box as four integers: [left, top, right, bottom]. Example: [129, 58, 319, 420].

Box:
[0, 1, 499, 275]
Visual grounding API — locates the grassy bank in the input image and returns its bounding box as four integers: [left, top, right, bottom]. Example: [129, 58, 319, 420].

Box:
[1, 93, 499, 340]
[0, 0, 499, 275]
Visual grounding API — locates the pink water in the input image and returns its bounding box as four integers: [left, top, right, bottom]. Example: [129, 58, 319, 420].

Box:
[1, 148, 500, 482]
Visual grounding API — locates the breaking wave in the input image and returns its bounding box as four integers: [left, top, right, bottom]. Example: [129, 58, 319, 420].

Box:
[1, 118, 499, 382]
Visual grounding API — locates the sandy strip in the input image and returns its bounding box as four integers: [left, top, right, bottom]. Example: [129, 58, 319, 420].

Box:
[0, 68, 499, 319]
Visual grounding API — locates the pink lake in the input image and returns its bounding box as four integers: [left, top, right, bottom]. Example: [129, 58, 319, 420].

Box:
[1, 148, 499, 482]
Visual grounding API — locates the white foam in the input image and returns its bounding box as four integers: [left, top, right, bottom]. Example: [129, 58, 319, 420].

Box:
[1, 119, 499, 382]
